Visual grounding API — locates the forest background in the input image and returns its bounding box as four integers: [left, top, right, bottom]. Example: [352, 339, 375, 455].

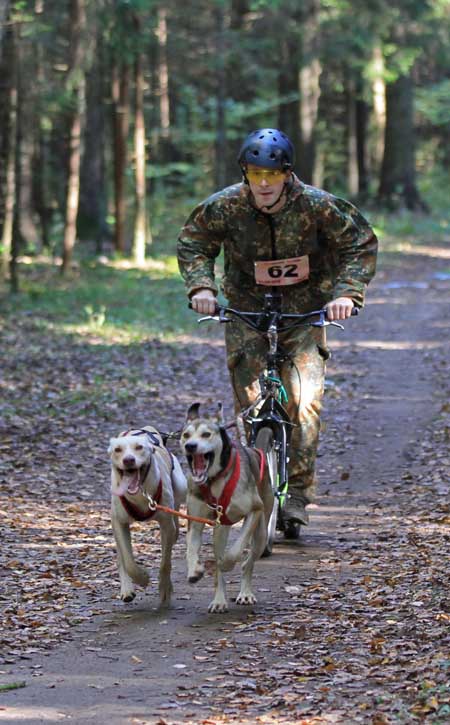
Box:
[0, 0, 449, 326]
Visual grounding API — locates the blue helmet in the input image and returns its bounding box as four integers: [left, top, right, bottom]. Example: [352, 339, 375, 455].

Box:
[238, 128, 294, 170]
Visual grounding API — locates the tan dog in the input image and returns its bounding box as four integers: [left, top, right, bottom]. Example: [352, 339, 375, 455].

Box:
[109, 426, 187, 606]
[180, 403, 273, 613]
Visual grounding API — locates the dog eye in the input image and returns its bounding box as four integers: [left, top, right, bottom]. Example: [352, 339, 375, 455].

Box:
[135, 444, 143, 451]
[201, 432, 211, 439]
[114, 446, 122, 453]
[183, 432, 190, 439]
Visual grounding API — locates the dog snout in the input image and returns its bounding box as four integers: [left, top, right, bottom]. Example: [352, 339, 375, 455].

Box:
[122, 455, 136, 467]
[184, 442, 198, 454]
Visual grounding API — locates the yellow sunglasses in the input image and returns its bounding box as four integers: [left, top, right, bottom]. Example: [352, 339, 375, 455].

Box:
[245, 166, 288, 185]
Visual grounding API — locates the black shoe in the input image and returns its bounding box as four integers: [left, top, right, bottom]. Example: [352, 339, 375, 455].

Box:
[284, 519, 301, 540]
[283, 501, 309, 526]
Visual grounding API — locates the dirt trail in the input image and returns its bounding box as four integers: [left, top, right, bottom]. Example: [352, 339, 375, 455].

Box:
[1, 247, 449, 724]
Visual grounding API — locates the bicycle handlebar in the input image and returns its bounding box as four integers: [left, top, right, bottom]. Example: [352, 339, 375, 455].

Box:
[188, 301, 358, 331]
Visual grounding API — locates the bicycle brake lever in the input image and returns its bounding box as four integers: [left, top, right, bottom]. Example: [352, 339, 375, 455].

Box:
[198, 310, 232, 324]
[198, 315, 218, 323]
[311, 320, 345, 329]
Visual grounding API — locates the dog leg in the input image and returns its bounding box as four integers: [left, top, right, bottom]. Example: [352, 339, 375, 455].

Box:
[186, 520, 205, 583]
[158, 514, 177, 606]
[219, 509, 262, 573]
[208, 525, 230, 613]
[237, 513, 267, 605]
[111, 504, 149, 601]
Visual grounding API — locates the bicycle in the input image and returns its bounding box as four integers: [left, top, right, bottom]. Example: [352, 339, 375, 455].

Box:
[192, 291, 357, 556]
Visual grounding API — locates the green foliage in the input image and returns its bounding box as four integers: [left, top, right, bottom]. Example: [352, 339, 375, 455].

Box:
[3, 0, 450, 263]
[416, 80, 450, 126]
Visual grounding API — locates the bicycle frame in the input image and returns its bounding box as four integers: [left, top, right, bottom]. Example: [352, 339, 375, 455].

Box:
[242, 294, 297, 497]
[193, 292, 357, 526]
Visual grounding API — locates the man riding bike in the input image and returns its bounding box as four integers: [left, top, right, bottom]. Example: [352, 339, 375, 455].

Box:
[177, 128, 377, 529]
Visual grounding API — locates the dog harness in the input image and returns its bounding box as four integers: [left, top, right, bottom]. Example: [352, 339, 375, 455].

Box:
[199, 447, 266, 526]
[120, 478, 163, 521]
[120, 428, 162, 447]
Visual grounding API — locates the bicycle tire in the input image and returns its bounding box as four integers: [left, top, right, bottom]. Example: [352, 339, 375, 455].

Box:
[255, 426, 278, 557]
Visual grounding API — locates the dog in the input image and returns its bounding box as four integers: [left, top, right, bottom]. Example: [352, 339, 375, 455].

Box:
[180, 403, 273, 613]
[108, 426, 187, 606]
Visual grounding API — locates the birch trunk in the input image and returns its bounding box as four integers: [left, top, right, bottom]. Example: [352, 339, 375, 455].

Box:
[1, 18, 18, 286]
[112, 61, 130, 254]
[132, 46, 150, 264]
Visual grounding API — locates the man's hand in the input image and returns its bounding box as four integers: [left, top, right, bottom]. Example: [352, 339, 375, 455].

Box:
[325, 297, 354, 321]
[191, 289, 217, 315]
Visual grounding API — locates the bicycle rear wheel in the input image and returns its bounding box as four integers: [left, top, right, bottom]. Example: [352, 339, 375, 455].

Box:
[255, 426, 278, 557]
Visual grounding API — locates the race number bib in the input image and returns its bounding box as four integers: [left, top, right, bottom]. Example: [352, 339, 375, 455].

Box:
[254, 255, 310, 286]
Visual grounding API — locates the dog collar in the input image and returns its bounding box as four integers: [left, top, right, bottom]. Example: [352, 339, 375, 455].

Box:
[120, 478, 163, 521]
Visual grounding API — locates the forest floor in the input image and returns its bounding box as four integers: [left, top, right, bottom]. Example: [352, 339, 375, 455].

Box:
[0, 238, 450, 724]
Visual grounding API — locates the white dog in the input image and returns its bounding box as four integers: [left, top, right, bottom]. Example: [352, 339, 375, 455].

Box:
[108, 426, 187, 605]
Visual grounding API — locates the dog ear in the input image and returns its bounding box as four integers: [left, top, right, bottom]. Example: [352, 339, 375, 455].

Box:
[186, 402, 201, 421]
[215, 402, 224, 425]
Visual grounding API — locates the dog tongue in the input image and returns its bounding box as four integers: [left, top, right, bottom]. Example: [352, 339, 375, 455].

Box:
[193, 454, 208, 476]
[112, 471, 140, 496]
[124, 471, 140, 495]
[111, 468, 141, 496]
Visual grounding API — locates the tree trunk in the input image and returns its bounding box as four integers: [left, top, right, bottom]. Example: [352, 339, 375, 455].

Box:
[346, 71, 369, 198]
[347, 77, 358, 197]
[79, 29, 107, 251]
[112, 60, 130, 255]
[33, 0, 52, 250]
[371, 45, 385, 171]
[17, 18, 40, 250]
[214, 3, 227, 189]
[156, 7, 170, 140]
[0, 0, 9, 62]
[298, 0, 321, 185]
[277, 32, 301, 156]
[226, 0, 250, 182]
[378, 71, 428, 211]
[61, 0, 86, 274]
[35, 126, 52, 250]
[356, 79, 369, 198]
[132, 40, 150, 265]
[1, 18, 18, 286]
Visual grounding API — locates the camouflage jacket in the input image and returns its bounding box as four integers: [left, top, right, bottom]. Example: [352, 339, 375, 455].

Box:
[177, 176, 377, 311]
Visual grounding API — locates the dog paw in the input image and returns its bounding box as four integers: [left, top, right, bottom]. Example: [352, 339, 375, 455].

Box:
[121, 591, 136, 603]
[188, 565, 205, 583]
[208, 599, 228, 613]
[236, 592, 257, 606]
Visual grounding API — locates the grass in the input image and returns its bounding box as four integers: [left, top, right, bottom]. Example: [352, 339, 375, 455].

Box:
[0, 256, 210, 344]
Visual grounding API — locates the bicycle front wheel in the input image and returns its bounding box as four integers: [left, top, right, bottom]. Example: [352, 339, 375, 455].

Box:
[255, 426, 279, 557]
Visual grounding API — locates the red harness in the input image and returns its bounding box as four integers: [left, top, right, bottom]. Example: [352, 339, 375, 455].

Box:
[199, 447, 266, 526]
[120, 479, 163, 522]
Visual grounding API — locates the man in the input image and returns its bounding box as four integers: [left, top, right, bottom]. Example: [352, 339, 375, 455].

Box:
[177, 128, 377, 528]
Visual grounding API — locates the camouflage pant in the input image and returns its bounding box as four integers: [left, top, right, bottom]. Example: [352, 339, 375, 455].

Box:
[225, 318, 329, 505]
